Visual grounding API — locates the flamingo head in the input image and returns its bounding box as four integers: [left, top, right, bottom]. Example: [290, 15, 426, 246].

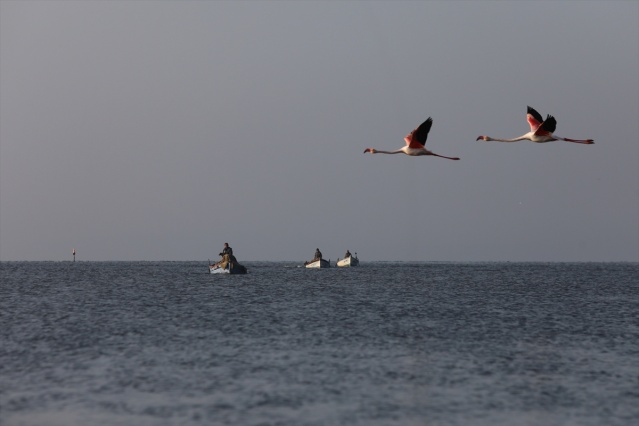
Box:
[476, 136, 490, 141]
[363, 148, 376, 154]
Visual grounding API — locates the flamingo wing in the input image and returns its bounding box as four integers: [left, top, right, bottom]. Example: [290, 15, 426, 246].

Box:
[536, 115, 557, 135]
[404, 117, 433, 148]
[526, 106, 544, 132]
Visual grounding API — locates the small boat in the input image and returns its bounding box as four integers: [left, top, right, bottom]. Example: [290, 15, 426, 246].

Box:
[209, 259, 247, 274]
[336, 253, 359, 267]
[304, 258, 330, 268]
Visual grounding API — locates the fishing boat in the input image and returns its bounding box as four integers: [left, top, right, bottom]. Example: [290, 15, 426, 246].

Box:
[336, 253, 359, 267]
[304, 258, 330, 268]
[209, 259, 247, 274]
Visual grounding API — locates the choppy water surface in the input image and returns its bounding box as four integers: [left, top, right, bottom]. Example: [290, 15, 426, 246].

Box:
[1, 262, 638, 425]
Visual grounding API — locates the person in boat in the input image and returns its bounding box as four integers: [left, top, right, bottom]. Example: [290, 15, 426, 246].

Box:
[314, 248, 323, 260]
[214, 243, 236, 269]
[344, 250, 351, 258]
[219, 243, 233, 257]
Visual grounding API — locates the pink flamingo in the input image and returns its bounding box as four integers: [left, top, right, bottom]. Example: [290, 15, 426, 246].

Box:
[364, 117, 460, 160]
[476, 106, 594, 144]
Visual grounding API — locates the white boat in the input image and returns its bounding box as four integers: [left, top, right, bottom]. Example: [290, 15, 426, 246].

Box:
[336, 254, 359, 267]
[209, 260, 247, 274]
[304, 258, 330, 268]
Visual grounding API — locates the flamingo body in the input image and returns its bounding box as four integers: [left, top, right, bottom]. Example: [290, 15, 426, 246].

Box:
[476, 106, 594, 144]
[364, 117, 460, 160]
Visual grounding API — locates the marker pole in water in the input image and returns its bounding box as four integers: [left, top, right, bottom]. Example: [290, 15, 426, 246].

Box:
[72, 248, 76, 262]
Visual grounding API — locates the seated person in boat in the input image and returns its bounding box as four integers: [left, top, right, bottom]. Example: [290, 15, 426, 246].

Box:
[314, 248, 323, 261]
[214, 243, 237, 268]
[219, 243, 233, 257]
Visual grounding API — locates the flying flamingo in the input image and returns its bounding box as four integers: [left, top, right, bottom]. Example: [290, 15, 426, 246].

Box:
[363, 117, 460, 160]
[476, 106, 594, 144]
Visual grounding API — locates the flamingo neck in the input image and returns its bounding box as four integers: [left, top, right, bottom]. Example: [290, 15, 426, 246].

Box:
[374, 149, 403, 154]
[487, 135, 529, 142]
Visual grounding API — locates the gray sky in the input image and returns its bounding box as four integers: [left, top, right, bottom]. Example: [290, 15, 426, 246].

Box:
[1, 1, 637, 262]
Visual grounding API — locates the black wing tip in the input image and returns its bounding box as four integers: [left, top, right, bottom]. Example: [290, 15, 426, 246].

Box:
[420, 117, 433, 127]
[542, 115, 557, 133]
[527, 106, 543, 122]
[410, 117, 433, 145]
[414, 117, 433, 130]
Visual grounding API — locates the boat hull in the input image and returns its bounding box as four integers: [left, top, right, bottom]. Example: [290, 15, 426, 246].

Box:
[209, 263, 247, 274]
[304, 259, 330, 268]
[336, 256, 359, 267]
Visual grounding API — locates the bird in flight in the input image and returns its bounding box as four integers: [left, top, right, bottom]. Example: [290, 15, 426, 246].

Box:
[476, 106, 594, 144]
[364, 118, 460, 160]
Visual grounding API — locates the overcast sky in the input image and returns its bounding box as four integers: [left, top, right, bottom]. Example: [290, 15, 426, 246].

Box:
[1, 1, 637, 262]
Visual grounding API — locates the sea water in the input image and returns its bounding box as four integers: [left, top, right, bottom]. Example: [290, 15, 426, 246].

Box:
[1, 261, 637, 426]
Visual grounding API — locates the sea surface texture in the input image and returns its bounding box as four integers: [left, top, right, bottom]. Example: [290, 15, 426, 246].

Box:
[1, 261, 638, 426]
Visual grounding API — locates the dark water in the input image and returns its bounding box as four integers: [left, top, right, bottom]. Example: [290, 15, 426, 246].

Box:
[1, 262, 638, 426]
